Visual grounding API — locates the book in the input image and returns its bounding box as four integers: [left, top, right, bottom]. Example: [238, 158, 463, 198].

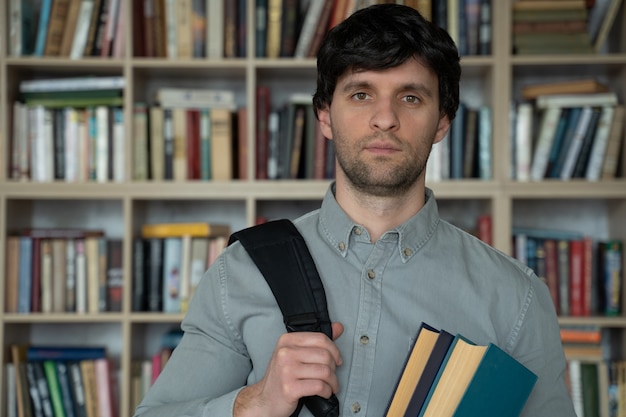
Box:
[522, 79, 608, 100]
[593, 0, 624, 52]
[384, 323, 441, 416]
[600, 105, 625, 179]
[20, 76, 125, 93]
[418, 335, 537, 417]
[210, 108, 234, 180]
[5, 236, 21, 313]
[585, 105, 617, 181]
[530, 106, 563, 180]
[514, 102, 533, 181]
[535, 92, 618, 109]
[162, 237, 182, 313]
[402, 328, 455, 416]
[42, 360, 66, 417]
[26, 346, 107, 362]
[141, 222, 230, 239]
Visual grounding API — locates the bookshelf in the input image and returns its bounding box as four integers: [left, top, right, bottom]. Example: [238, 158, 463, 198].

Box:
[0, 1, 625, 416]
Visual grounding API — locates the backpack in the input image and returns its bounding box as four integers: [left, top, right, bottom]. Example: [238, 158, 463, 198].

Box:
[228, 219, 340, 417]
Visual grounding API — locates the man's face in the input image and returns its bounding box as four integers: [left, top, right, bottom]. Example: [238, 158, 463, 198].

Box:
[318, 58, 451, 197]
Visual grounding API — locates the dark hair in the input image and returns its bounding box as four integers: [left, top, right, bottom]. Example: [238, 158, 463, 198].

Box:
[313, 4, 461, 122]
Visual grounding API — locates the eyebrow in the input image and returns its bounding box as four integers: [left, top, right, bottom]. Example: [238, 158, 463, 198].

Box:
[340, 80, 435, 98]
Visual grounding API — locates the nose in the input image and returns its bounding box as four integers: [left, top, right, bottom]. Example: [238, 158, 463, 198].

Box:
[370, 97, 399, 131]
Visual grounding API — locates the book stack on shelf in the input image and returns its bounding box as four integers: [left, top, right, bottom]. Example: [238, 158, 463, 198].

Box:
[383, 322, 537, 417]
[512, 227, 623, 318]
[9, 0, 124, 59]
[133, 88, 245, 182]
[5, 228, 122, 315]
[511, 0, 593, 55]
[512, 78, 625, 182]
[132, 222, 230, 314]
[10, 76, 126, 183]
[7, 345, 115, 417]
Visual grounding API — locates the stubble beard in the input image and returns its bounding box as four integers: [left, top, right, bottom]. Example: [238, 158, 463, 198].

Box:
[334, 133, 432, 198]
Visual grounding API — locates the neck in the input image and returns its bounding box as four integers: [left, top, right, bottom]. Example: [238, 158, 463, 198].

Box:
[334, 176, 426, 242]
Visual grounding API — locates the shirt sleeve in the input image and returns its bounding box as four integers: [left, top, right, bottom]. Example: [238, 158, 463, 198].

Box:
[133, 255, 252, 417]
[514, 273, 577, 417]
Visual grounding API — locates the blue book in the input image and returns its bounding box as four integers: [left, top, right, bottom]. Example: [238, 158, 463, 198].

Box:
[18, 237, 33, 313]
[404, 328, 455, 416]
[33, 0, 54, 56]
[26, 346, 106, 362]
[548, 107, 582, 178]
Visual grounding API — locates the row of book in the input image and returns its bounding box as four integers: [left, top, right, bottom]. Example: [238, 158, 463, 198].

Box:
[5, 230, 122, 315]
[9, 0, 124, 58]
[7, 345, 116, 417]
[511, 0, 623, 55]
[512, 89, 625, 182]
[256, 88, 335, 180]
[10, 76, 126, 183]
[427, 103, 492, 182]
[131, 222, 231, 314]
[512, 227, 624, 318]
[559, 324, 624, 417]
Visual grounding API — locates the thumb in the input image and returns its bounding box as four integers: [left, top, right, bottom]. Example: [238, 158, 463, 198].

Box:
[332, 322, 344, 341]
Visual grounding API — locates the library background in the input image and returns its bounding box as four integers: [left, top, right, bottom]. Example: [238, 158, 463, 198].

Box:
[0, 0, 625, 416]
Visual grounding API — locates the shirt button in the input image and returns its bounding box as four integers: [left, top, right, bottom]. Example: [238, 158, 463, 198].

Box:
[338, 242, 346, 251]
[354, 227, 362, 235]
[367, 269, 375, 280]
[403, 248, 413, 257]
[351, 402, 361, 413]
[360, 335, 369, 345]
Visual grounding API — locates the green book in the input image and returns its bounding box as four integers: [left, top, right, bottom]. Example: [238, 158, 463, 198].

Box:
[416, 332, 537, 417]
[42, 360, 66, 417]
[451, 343, 538, 416]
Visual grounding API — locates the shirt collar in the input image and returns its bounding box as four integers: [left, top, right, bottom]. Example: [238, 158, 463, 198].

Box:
[318, 183, 440, 262]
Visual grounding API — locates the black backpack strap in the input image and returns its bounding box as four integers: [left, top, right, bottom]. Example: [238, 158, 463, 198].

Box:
[228, 219, 340, 417]
[228, 219, 332, 338]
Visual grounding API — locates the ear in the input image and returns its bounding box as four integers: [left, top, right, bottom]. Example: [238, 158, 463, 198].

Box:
[317, 106, 333, 140]
[433, 113, 451, 144]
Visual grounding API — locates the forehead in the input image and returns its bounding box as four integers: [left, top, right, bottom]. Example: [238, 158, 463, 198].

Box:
[337, 58, 438, 90]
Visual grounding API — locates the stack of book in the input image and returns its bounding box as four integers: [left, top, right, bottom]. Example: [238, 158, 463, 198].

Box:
[512, 0, 593, 55]
[11, 76, 126, 183]
[512, 79, 624, 182]
[383, 322, 537, 417]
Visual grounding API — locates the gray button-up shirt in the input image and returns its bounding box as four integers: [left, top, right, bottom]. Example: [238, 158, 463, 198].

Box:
[135, 185, 576, 417]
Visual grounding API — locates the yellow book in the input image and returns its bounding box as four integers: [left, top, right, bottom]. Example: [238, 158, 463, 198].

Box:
[141, 222, 231, 239]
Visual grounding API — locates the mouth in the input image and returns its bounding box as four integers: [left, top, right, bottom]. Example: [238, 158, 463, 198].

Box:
[364, 140, 401, 155]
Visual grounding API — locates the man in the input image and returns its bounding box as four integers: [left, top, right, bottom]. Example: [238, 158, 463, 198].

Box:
[134, 4, 576, 416]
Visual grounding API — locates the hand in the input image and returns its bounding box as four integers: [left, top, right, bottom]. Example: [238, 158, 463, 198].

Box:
[234, 322, 344, 417]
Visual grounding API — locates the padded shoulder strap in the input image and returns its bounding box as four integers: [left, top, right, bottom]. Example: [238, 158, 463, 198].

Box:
[228, 219, 340, 417]
[228, 219, 332, 339]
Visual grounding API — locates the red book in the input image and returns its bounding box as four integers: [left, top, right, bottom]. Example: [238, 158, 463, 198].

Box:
[256, 86, 271, 179]
[477, 214, 492, 246]
[186, 109, 201, 180]
[30, 237, 42, 313]
[544, 239, 560, 314]
[569, 239, 585, 317]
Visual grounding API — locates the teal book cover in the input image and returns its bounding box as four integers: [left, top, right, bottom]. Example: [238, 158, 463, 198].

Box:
[452, 343, 538, 417]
